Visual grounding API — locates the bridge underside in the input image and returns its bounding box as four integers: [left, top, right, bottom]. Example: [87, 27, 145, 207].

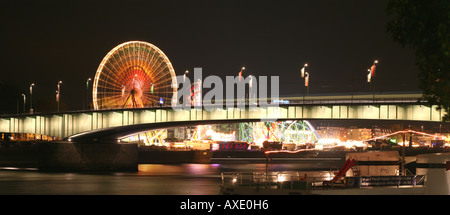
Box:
[0, 103, 446, 140]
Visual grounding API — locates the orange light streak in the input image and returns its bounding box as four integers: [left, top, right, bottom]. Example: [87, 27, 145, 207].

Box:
[363, 129, 447, 142]
[265, 145, 343, 155]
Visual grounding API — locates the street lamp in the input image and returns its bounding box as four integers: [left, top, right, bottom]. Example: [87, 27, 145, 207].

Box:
[248, 75, 253, 102]
[239, 67, 245, 82]
[301, 63, 308, 78]
[368, 60, 379, 101]
[184, 70, 189, 82]
[305, 71, 310, 96]
[86, 78, 91, 109]
[56, 91, 59, 112]
[301, 63, 310, 101]
[182, 70, 189, 107]
[237, 67, 245, 107]
[21, 94, 26, 113]
[57, 81, 62, 112]
[29, 83, 35, 113]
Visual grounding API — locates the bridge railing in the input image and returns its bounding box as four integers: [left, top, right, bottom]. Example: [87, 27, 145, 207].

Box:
[0, 93, 445, 139]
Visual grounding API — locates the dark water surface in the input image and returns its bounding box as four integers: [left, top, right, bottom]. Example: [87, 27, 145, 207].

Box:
[0, 162, 339, 195]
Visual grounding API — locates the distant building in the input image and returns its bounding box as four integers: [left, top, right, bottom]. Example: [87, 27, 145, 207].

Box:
[316, 127, 346, 140]
[316, 126, 378, 141]
[167, 126, 196, 141]
[346, 127, 372, 141]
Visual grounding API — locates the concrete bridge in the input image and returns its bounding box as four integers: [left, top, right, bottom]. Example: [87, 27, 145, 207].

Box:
[0, 93, 446, 139]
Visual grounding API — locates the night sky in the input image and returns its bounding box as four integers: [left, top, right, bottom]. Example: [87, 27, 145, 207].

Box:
[1, 0, 420, 113]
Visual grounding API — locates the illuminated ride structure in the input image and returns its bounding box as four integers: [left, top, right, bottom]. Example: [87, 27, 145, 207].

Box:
[362, 129, 449, 147]
[121, 129, 167, 146]
[186, 121, 320, 150]
[93, 41, 177, 110]
[91, 41, 177, 146]
[238, 120, 320, 146]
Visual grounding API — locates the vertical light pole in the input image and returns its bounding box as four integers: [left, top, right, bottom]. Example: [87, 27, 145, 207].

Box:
[402, 132, 406, 176]
[150, 83, 154, 106]
[301, 63, 308, 78]
[184, 70, 189, 82]
[305, 71, 310, 97]
[367, 68, 372, 100]
[57, 81, 62, 112]
[56, 91, 59, 112]
[29, 83, 35, 114]
[239, 67, 245, 107]
[195, 78, 202, 107]
[21, 94, 26, 113]
[368, 60, 378, 102]
[301, 63, 309, 103]
[239, 66, 245, 82]
[183, 70, 189, 107]
[248, 75, 253, 105]
[86, 78, 91, 110]
[182, 71, 188, 138]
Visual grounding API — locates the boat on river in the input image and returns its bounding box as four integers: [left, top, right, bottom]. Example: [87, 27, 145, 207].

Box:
[219, 151, 450, 195]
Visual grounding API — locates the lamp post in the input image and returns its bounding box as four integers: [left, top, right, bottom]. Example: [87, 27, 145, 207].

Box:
[301, 63, 308, 78]
[183, 70, 189, 107]
[368, 60, 378, 102]
[86, 78, 91, 110]
[367, 68, 372, 95]
[301, 63, 309, 103]
[239, 67, 245, 107]
[57, 81, 62, 112]
[239, 66, 245, 82]
[29, 83, 35, 113]
[305, 71, 310, 97]
[184, 70, 189, 82]
[21, 94, 26, 113]
[150, 83, 154, 106]
[56, 91, 59, 112]
[248, 75, 253, 105]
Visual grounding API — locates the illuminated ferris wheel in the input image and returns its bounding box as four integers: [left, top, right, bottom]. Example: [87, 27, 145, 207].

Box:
[93, 41, 177, 110]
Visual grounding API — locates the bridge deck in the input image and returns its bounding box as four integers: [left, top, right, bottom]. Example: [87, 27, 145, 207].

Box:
[0, 94, 446, 139]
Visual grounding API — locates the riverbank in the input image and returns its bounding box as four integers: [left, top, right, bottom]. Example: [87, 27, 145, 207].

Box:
[1, 140, 448, 169]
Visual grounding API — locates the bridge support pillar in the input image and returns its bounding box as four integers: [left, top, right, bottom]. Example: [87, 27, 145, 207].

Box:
[38, 141, 138, 172]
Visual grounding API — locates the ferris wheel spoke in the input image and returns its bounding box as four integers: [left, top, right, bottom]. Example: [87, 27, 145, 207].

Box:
[97, 79, 124, 91]
[151, 60, 169, 78]
[109, 53, 124, 72]
[150, 70, 171, 86]
[99, 76, 124, 91]
[100, 64, 124, 84]
[147, 52, 160, 70]
[150, 84, 173, 92]
[104, 56, 123, 78]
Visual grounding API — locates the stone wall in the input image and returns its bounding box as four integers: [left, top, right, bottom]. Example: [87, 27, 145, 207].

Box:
[38, 141, 138, 172]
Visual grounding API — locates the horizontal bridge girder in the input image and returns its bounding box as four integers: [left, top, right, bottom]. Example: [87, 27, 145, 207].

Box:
[0, 103, 445, 138]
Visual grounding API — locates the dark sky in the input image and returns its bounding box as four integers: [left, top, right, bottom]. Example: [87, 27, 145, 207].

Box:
[1, 0, 420, 113]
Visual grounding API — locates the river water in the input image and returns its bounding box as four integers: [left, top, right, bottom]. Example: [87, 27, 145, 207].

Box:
[0, 162, 341, 195]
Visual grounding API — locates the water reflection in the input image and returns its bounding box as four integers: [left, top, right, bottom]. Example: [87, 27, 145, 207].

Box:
[0, 163, 338, 195]
[137, 164, 221, 176]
